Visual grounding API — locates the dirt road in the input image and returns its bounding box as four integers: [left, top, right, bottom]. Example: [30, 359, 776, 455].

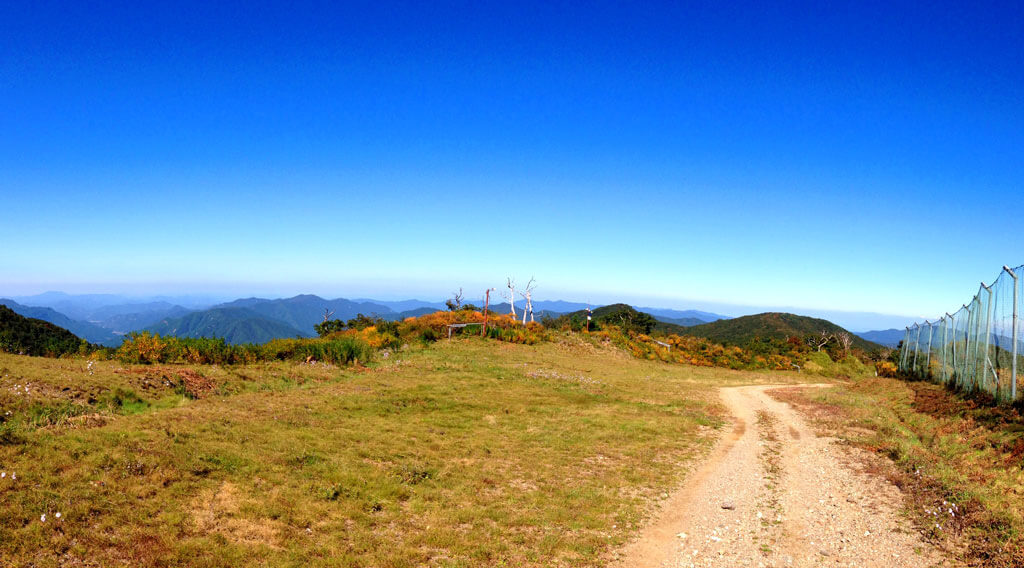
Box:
[616, 385, 945, 567]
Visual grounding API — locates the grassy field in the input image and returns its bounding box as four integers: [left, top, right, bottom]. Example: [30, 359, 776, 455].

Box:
[772, 378, 1024, 567]
[0, 334, 807, 567]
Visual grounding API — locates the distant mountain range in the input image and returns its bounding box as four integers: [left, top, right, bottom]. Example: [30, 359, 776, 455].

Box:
[351, 299, 446, 312]
[0, 292, 739, 345]
[0, 291, 895, 356]
[96, 303, 194, 334]
[214, 295, 395, 335]
[853, 329, 904, 348]
[4, 294, 202, 345]
[146, 307, 314, 344]
[637, 307, 728, 324]
[0, 291, 898, 349]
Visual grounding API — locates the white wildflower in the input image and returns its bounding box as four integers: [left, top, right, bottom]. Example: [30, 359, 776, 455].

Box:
[55, 512, 61, 519]
[40, 514, 46, 523]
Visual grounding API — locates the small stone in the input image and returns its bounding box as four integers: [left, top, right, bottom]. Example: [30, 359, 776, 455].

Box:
[819, 549, 830, 556]
[677, 532, 688, 539]
[721, 501, 736, 510]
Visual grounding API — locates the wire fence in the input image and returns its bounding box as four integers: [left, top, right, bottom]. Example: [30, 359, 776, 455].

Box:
[899, 264, 1022, 403]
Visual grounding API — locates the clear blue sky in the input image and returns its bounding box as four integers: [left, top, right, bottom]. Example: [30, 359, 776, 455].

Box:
[2, 1, 1022, 320]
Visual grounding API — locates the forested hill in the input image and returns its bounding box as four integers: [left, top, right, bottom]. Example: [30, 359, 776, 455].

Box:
[680, 312, 882, 351]
[0, 305, 84, 356]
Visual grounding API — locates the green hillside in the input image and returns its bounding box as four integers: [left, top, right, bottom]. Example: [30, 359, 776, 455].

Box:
[680, 312, 882, 351]
[145, 307, 311, 344]
[0, 305, 84, 356]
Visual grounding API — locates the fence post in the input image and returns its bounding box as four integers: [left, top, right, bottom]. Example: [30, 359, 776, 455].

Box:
[981, 282, 995, 395]
[917, 325, 925, 378]
[972, 294, 983, 391]
[941, 316, 948, 383]
[962, 304, 971, 389]
[958, 304, 966, 388]
[1005, 266, 1019, 401]
[946, 313, 955, 385]
[925, 320, 933, 379]
[901, 326, 910, 371]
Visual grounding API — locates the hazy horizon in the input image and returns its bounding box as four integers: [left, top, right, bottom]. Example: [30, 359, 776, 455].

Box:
[1, 285, 919, 332]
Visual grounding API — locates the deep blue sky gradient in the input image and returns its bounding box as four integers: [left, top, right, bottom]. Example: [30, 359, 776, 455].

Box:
[2, 1, 1022, 321]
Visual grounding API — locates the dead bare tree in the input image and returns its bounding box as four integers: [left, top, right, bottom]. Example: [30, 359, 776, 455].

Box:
[482, 287, 495, 336]
[322, 308, 336, 323]
[809, 330, 834, 352]
[836, 332, 853, 357]
[518, 277, 537, 325]
[446, 288, 464, 311]
[503, 277, 517, 318]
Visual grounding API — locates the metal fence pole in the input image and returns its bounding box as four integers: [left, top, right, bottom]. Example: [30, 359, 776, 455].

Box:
[925, 321, 933, 379]
[948, 313, 957, 384]
[972, 295, 983, 391]
[905, 327, 913, 370]
[964, 303, 975, 390]
[942, 316, 949, 383]
[978, 283, 993, 394]
[917, 325, 925, 378]
[1005, 266, 1019, 401]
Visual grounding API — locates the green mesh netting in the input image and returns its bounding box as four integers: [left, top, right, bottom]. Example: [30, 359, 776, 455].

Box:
[899, 265, 1022, 402]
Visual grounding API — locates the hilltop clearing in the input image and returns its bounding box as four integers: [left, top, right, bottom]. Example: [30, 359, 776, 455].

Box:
[0, 338, 808, 566]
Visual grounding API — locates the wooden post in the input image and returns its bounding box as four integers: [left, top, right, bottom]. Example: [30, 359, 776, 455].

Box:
[482, 288, 494, 337]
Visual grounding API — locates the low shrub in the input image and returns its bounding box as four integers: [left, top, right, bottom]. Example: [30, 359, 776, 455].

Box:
[113, 332, 371, 366]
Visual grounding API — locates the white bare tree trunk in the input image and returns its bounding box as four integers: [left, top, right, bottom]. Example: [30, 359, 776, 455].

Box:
[506, 277, 517, 318]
